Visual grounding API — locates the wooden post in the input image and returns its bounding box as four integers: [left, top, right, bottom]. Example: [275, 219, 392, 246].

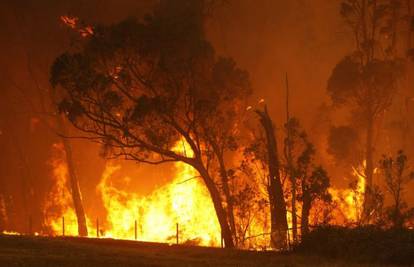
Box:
[134, 220, 137, 240]
[176, 223, 179, 244]
[62, 216, 65, 236]
[96, 218, 99, 238]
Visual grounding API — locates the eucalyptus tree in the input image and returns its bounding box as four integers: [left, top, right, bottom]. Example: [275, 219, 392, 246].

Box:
[50, 0, 251, 248]
[328, 0, 405, 222]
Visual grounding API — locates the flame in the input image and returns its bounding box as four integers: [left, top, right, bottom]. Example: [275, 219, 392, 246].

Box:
[60, 16, 78, 29]
[43, 143, 93, 236]
[1, 231, 21, 236]
[97, 160, 221, 246]
[43, 142, 221, 245]
[60, 15, 94, 37]
[329, 165, 366, 224]
[94, 141, 226, 245]
[41, 142, 369, 247]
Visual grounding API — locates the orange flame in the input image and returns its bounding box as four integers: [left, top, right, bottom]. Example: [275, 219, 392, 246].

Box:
[42, 142, 369, 247]
[43, 143, 93, 236]
[329, 164, 366, 225]
[60, 16, 78, 29]
[97, 160, 221, 246]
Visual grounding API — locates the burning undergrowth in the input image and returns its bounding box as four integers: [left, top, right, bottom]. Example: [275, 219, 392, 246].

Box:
[42, 143, 221, 246]
[39, 142, 372, 249]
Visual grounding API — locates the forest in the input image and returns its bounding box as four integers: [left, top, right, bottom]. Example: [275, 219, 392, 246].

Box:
[1, 0, 414, 265]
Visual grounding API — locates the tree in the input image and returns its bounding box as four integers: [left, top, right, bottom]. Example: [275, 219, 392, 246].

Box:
[379, 150, 414, 228]
[329, 0, 405, 222]
[284, 73, 298, 243]
[299, 164, 331, 237]
[50, 0, 251, 248]
[231, 180, 266, 248]
[255, 107, 288, 249]
[284, 118, 331, 237]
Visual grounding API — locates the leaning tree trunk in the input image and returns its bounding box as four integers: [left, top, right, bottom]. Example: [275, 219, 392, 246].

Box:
[196, 164, 234, 248]
[363, 116, 374, 223]
[56, 116, 88, 237]
[256, 107, 288, 250]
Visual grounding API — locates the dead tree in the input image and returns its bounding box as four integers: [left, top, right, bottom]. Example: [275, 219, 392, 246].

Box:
[256, 106, 288, 249]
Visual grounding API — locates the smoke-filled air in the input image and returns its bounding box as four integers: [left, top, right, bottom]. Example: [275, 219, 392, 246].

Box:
[1, 1, 414, 266]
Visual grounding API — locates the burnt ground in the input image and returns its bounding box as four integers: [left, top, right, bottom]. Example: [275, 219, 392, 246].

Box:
[0, 234, 400, 267]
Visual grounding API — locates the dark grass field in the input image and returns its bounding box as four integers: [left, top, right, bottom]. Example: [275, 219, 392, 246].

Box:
[0, 234, 403, 267]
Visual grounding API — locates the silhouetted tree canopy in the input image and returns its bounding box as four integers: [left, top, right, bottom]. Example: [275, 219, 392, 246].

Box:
[51, 0, 250, 164]
[379, 150, 414, 228]
[327, 56, 403, 120]
[284, 117, 331, 235]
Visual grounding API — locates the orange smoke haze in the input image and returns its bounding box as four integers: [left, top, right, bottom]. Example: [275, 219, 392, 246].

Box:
[0, 0, 414, 244]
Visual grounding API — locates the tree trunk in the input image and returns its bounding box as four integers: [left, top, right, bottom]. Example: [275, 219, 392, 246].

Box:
[195, 164, 234, 248]
[301, 190, 311, 238]
[285, 73, 297, 243]
[363, 117, 374, 223]
[393, 191, 403, 228]
[256, 107, 288, 250]
[56, 116, 88, 237]
[215, 149, 236, 244]
[291, 178, 297, 242]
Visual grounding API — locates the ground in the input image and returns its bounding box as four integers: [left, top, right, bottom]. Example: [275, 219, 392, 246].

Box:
[0, 235, 398, 267]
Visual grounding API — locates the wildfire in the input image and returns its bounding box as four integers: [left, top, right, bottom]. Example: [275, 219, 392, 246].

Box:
[97, 162, 220, 246]
[60, 15, 94, 37]
[1, 231, 21, 236]
[43, 143, 93, 236]
[41, 142, 370, 247]
[329, 165, 366, 225]
[43, 142, 221, 246]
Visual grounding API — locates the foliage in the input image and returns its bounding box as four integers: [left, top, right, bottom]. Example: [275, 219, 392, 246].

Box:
[327, 55, 403, 121]
[232, 182, 267, 247]
[51, 0, 251, 171]
[284, 118, 332, 213]
[51, 0, 251, 165]
[379, 150, 414, 228]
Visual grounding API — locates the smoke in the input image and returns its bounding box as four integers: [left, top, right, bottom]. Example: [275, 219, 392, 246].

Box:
[0, 0, 413, 233]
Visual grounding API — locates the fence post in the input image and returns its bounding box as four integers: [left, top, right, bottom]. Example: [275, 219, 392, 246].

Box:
[176, 223, 179, 244]
[62, 216, 65, 236]
[134, 220, 137, 240]
[96, 218, 99, 238]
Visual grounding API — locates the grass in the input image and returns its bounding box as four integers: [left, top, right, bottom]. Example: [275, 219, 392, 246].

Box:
[0, 234, 401, 267]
